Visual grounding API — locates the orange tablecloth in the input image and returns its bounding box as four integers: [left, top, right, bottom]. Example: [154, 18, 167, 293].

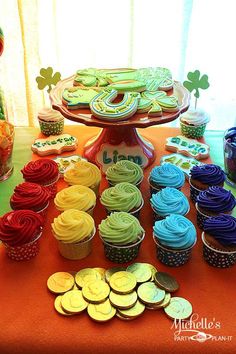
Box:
[0, 126, 235, 354]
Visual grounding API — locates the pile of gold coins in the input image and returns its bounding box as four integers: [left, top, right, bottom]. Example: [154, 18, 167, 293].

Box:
[47, 263, 193, 322]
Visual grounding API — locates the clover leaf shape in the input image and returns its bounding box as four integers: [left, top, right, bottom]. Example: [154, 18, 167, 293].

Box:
[74, 68, 109, 87]
[36, 67, 61, 93]
[139, 91, 178, 116]
[183, 70, 209, 109]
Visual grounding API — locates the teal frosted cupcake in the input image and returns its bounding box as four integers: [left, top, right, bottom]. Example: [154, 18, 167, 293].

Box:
[150, 187, 190, 221]
[153, 214, 197, 266]
[100, 182, 143, 217]
[105, 160, 143, 188]
[149, 163, 185, 195]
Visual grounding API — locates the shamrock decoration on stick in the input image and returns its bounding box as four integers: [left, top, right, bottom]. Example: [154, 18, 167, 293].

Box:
[36, 67, 61, 93]
[183, 70, 209, 109]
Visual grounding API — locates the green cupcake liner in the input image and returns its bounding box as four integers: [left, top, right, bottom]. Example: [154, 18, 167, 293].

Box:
[180, 121, 206, 139]
[38, 119, 64, 136]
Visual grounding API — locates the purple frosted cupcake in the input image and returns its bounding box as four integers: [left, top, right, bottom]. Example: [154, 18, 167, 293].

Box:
[189, 164, 225, 203]
[202, 215, 236, 267]
[196, 186, 236, 229]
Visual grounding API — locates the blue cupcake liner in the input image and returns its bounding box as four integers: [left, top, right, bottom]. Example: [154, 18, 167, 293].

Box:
[202, 232, 236, 268]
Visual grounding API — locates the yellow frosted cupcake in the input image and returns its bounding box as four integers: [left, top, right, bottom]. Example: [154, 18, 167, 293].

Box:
[52, 209, 95, 260]
[64, 160, 101, 196]
[54, 185, 96, 215]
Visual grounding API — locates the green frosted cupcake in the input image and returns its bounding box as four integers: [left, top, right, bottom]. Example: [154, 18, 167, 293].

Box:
[38, 107, 64, 136]
[180, 108, 210, 139]
[105, 160, 143, 188]
[100, 182, 143, 217]
[99, 212, 145, 263]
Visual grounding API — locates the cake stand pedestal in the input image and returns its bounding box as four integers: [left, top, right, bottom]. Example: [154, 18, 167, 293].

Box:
[50, 76, 190, 172]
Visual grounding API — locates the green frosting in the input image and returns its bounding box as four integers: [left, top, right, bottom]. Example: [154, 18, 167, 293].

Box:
[106, 160, 143, 185]
[99, 212, 144, 245]
[100, 182, 143, 212]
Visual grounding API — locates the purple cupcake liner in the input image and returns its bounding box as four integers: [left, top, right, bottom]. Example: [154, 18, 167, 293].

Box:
[202, 232, 236, 268]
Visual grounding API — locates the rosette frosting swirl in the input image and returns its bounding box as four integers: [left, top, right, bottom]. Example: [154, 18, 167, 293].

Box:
[100, 182, 143, 212]
[99, 212, 144, 245]
[0, 210, 43, 246]
[190, 164, 225, 185]
[54, 185, 96, 211]
[204, 215, 236, 246]
[106, 160, 143, 185]
[153, 214, 196, 249]
[150, 187, 189, 216]
[52, 209, 95, 243]
[38, 107, 64, 122]
[180, 108, 210, 126]
[10, 182, 50, 211]
[21, 159, 59, 185]
[197, 186, 236, 213]
[64, 161, 101, 188]
[149, 163, 185, 189]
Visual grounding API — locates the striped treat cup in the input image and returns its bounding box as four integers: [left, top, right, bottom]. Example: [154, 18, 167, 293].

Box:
[180, 121, 207, 139]
[100, 232, 145, 264]
[202, 232, 236, 268]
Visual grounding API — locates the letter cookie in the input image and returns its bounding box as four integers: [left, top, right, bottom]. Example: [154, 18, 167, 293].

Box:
[90, 87, 140, 121]
[165, 135, 210, 160]
[161, 153, 204, 176]
[32, 134, 78, 156]
[62, 87, 99, 109]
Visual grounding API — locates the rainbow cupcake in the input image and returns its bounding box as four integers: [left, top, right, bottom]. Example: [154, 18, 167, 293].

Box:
[105, 160, 143, 188]
[99, 212, 145, 263]
[150, 187, 190, 221]
[180, 108, 210, 139]
[153, 214, 197, 266]
[202, 215, 236, 267]
[149, 163, 185, 195]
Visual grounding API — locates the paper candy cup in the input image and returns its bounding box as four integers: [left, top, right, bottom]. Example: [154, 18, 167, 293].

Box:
[195, 203, 210, 230]
[42, 174, 60, 198]
[38, 118, 64, 136]
[151, 203, 190, 222]
[153, 234, 196, 267]
[100, 232, 145, 264]
[189, 178, 203, 203]
[3, 231, 42, 261]
[105, 199, 144, 219]
[202, 232, 236, 268]
[180, 121, 207, 139]
[107, 176, 143, 190]
[148, 177, 182, 196]
[56, 228, 96, 260]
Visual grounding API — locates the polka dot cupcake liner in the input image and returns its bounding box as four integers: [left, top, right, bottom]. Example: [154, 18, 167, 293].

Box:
[189, 178, 202, 203]
[148, 177, 182, 197]
[151, 205, 190, 222]
[180, 121, 207, 139]
[153, 235, 196, 267]
[108, 177, 143, 190]
[195, 203, 210, 229]
[38, 119, 64, 136]
[202, 232, 236, 268]
[4, 232, 42, 261]
[101, 232, 145, 264]
[105, 199, 144, 219]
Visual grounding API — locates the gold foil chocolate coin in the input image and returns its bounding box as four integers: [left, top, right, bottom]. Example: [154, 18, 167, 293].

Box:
[109, 291, 138, 309]
[154, 272, 179, 293]
[137, 282, 165, 305]
[87, 299, 116, 322]
[75, 268, 101, 288]
[94, 267, 106, 280]
[105, 267, 126, 283]
[47, 272, 74, 294]
[164, 297, 192, 320]
[109, 271, 137, 294]
[126, 263, 152, 283]
[118, 300, 145, 319]
[61, 290, 88, 314]
[54, 295, 73, 316]
[82, 280, 110, 303]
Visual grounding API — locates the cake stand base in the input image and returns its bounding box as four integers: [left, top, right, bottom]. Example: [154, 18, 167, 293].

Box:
[83, 126, 155, 173]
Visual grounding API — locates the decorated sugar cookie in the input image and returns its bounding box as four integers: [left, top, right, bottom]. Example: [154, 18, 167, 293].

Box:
[137, 67, 174, 91]
[165, 135, 209, 160]
[161, 153, 204, 176]
[90, 88, 140, 121]
[53, 155, 87, 176]
[32, 134, 78, 156]
[62, 87, 99, 109]
[137, 91, 179, 117]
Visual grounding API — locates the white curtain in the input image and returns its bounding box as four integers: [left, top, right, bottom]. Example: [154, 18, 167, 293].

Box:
[0, 0, 236, 129]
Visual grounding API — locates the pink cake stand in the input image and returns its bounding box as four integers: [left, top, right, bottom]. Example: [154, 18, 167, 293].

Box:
[50, 76, 190, 172]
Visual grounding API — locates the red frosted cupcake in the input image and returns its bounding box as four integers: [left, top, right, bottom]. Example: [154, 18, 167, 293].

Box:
[21, 158, 59, 197]
[10, 182, 51, 217]
[0, 210, 43, 261]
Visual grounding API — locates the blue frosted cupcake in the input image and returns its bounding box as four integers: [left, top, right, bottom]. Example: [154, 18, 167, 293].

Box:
[196, 186, 236, 229]
[149, 163, 185, 195]
[189, 164, 225, 203]
[202, 215, 236, 267]
[150, 187, 190, 221]
[153, 214, 197, 266]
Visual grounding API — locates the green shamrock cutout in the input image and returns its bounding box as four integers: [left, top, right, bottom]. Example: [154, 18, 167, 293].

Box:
[36, 67, 61, 93]
[183, 70, 209, 108]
